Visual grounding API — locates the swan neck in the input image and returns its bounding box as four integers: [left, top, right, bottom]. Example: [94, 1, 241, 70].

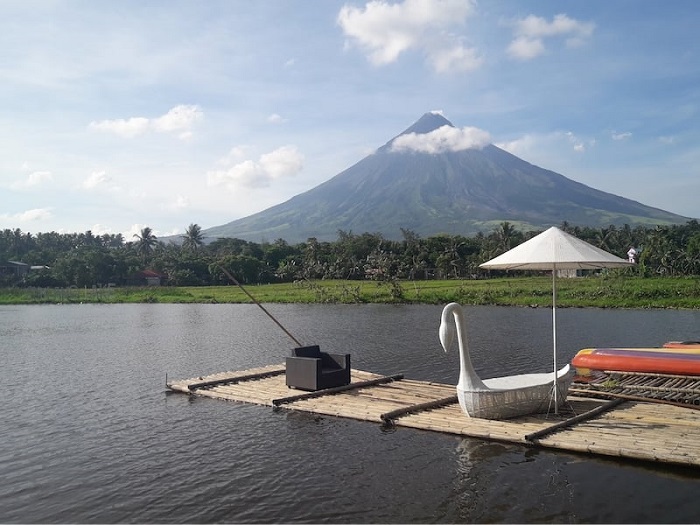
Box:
[449, 305, 487, 391]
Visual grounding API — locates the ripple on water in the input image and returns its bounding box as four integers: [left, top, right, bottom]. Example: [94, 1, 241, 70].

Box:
[2, 304, 700, 523]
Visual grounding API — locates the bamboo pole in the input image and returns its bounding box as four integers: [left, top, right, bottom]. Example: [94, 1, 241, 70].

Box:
[525, 398, 625, 442]
[188, 369, 286, 391]
[218, 265, 302, 346]
[272, 374, 404, 406]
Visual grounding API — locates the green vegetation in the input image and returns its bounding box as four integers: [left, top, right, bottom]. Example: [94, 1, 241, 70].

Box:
[2, 276, 699, 309]
[2, 220, 700, 310]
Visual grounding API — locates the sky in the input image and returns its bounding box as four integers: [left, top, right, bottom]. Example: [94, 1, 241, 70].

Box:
[1, 0, 699, 240]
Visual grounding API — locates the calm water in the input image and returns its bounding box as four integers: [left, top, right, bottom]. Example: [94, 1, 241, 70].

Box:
[1, 303, 700, 523]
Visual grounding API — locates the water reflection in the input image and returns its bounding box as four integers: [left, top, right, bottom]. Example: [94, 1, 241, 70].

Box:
[452, 439, 577, 523]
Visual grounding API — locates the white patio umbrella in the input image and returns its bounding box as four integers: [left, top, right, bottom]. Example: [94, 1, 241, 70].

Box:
[479, 226, 633, 412]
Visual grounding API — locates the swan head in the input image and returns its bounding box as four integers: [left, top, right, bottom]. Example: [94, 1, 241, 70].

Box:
[439, 302, 461, 352]
[439, 316, 456, 353]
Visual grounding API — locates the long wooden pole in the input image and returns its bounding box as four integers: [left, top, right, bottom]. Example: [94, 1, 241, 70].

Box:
[525, 398, 625, 442]
[218, 265, 302, 347]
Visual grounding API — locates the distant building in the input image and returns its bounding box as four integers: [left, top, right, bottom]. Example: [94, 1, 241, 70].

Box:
[126, 270, 167, 286]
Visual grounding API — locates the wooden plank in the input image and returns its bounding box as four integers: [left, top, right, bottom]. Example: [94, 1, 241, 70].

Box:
[525, 399, 626, 442]
[272, 374, 404, 406]
[188, 369, 286, 390]
[379, 395, 459, 423]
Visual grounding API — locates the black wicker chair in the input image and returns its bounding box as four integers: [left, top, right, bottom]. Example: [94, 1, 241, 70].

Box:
[285, 345, 351, 391]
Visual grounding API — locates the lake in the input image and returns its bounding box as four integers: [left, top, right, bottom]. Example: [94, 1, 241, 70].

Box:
[1, 303, 699, 523]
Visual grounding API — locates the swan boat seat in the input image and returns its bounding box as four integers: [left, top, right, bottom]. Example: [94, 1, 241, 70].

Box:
[285, 345, 351, 391]
[439, 302, 573, 420]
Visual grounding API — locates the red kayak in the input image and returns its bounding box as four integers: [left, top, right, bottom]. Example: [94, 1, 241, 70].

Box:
[663, 341, 700, 349]
[572, 347, 700, 376]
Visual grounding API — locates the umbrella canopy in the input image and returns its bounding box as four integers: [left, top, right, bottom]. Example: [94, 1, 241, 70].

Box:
[479, 226, 633, 271]
[479, 226, 633, 412]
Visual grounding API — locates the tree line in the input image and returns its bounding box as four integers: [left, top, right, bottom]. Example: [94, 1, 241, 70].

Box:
[2, 220, 700, 288]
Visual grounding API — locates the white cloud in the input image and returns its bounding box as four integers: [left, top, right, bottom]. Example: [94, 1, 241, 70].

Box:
[391, 125, 491, 153]
[125, 224, 149, 240]
[259, 146, 304, 179]
[210, 159, 267, 188]
[152, 105, 203, 139]
[10, 170, 53, 189]
[495, 134, 539, 157]
[565, 131, 591, 152]
[429, 44, 482, 73]
[90, 224, 113, 235]
[20, 208, 53, 221]
[1, 208, 53, 223]
[207, 145, 305, 190]
[161, 228, 181, 237]
[337, 0, 479, 72]
[124, 223, 176, 240]
[89, 104, 202, 139]
[507, 36, 545, 60]
[89, 117, 150, 138]
[496, 130, 595, 159]
[267, 113, 287, 124]
[612, 132, 632, 141]
[26, 170, 52, 186]
[508, 14, 594, 60]
[82, 170, 112, 189]
[216, 146, 250, 166]
[164, 195, 190, 211]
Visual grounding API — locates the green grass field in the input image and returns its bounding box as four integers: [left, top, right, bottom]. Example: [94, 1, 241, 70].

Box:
[2, 275, 699, 308]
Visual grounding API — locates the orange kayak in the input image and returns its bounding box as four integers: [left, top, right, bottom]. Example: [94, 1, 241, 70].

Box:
[663, 341, 700, 349]
[572, 347, 700, 376]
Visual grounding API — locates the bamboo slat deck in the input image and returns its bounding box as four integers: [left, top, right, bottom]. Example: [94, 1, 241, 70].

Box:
[167, 364, 700, 468]
[571, 370, 700, 406]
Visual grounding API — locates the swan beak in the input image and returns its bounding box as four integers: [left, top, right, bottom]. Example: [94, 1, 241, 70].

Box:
[439, 321, 455, 353]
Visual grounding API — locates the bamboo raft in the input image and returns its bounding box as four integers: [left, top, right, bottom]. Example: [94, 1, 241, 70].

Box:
[571, 371, 700, 407]
[167, 365, 700, 468]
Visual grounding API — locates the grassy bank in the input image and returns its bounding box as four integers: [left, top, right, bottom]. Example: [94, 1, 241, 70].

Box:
[1, 275, 699, 308]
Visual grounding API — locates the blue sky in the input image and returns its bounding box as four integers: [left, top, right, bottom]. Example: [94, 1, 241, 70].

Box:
[1, 0, 698, 240]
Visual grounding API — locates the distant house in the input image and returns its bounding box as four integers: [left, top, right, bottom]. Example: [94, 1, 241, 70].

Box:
[126, 269, 167, 286]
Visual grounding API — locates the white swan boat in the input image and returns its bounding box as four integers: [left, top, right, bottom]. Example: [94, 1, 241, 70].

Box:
[439, 302, 572, 420]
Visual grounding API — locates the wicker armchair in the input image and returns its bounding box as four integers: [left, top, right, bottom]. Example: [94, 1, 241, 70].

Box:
[285, 345, 351, 391]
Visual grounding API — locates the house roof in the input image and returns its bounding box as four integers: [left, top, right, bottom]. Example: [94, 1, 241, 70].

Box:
[140, 270, 165, 277]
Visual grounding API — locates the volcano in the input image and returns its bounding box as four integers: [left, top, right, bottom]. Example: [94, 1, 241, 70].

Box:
[203, 113, 689, 243]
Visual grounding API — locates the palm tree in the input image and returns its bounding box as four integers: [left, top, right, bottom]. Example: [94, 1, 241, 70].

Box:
[182, 223, 204, 252]
[495, 221, 519, 252]
[133, 227, 158, 262]
[595, 226, 617, 252]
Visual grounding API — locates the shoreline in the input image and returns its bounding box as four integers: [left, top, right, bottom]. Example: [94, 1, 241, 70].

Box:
[1, 276, 699, 309]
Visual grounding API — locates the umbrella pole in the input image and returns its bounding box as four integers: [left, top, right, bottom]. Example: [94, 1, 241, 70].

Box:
[552, 266, 558, 414]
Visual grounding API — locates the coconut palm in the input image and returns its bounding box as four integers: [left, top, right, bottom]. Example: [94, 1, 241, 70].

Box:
[495, 221, 520, 252]
[182, 223, 204, 252]
[133, 227, 158, 262]
[595, 226, 617, 252]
